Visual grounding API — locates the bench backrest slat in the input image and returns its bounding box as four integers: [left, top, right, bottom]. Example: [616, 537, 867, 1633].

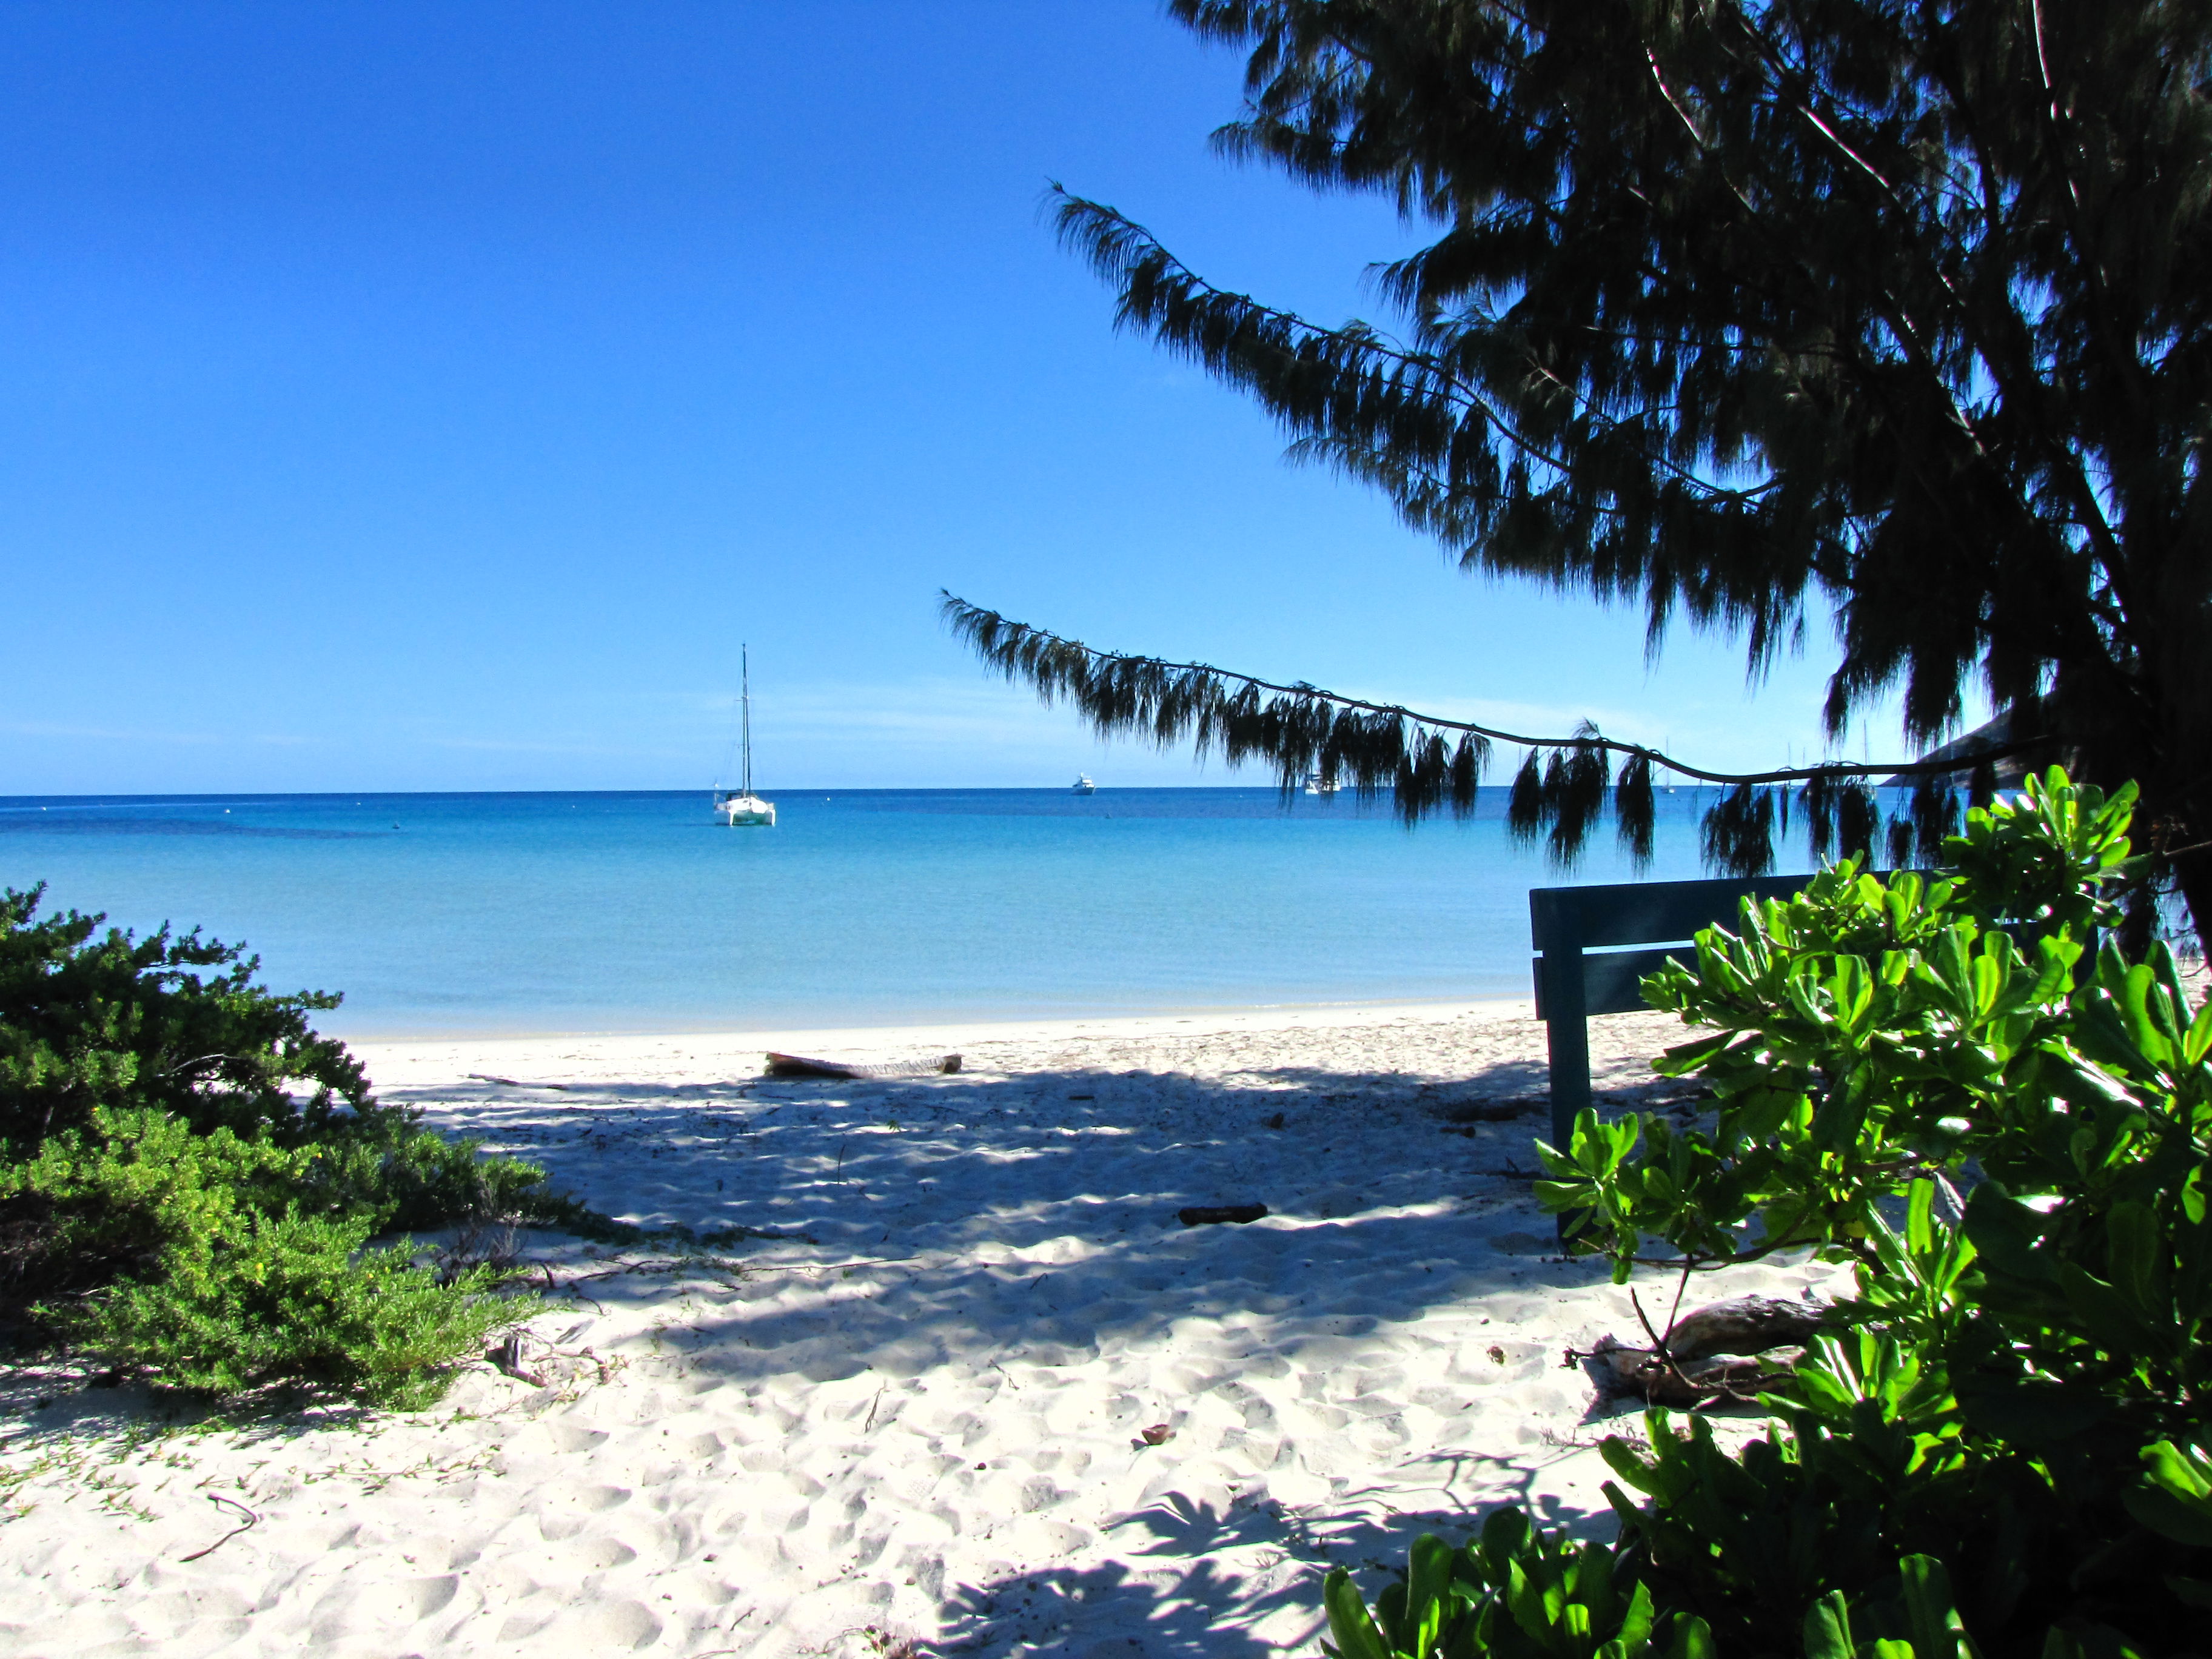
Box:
[1537, 945, 1700, 1020]
[1529, 874, 1812, 952]
[1530, 873, 1818, 1164]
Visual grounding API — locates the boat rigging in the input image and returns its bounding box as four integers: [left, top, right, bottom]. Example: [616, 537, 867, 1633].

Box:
[714, 646, 776, 828]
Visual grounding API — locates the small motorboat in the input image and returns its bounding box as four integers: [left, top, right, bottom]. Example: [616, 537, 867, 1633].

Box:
[1071, 774, 1096, 795]
[1302, 771, 1339, 796]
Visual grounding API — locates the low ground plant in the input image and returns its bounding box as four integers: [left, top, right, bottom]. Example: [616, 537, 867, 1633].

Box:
[1321, 773, 2212, 1657]
[0, 885, 606, 1407]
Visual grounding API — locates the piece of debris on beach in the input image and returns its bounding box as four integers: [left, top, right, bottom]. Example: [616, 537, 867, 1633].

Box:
[1577, 1294, 1834, 1409]
[764, 1051, 963, 1079]
[1177, 1202, 1267, 1226]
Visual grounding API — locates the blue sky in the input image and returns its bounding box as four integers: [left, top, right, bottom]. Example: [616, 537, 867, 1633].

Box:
[0, 1, 1946, 794]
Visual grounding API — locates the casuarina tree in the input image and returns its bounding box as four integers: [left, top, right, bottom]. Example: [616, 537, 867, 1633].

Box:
[947, 0, 2212, 945]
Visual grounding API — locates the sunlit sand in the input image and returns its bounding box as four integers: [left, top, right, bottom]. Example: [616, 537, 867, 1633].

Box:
[2, 1003, 1841, 1656]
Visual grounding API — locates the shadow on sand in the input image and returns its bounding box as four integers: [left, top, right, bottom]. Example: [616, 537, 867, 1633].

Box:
[0, 1044, 1700, 1657]
[387, 1049, 1700, 1654]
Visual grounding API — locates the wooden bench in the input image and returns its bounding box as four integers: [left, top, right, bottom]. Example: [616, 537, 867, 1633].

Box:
[1530, 874, 1816, 1148]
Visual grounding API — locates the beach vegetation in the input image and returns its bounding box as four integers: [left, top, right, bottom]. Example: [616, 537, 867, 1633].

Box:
[951, 0, 2212, 953]
[0, 883, 601, 1407]
[1319, 771, 2212, 1654]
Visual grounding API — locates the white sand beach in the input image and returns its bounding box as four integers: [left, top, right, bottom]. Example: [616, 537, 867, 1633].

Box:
[1, 1001, 1842, 1658]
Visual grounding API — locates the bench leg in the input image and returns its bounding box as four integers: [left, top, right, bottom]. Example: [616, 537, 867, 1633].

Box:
[1540, 948, 1592, 1242]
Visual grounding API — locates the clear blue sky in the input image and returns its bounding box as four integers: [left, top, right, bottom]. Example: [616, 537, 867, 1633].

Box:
[0, 1, 1950, 794]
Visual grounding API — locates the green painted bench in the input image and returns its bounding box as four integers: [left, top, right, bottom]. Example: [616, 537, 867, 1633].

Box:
[1530, 874, 1816, 1150]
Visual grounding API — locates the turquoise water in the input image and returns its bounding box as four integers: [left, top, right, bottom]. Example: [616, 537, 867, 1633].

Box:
[0, 788, 1744, 1037]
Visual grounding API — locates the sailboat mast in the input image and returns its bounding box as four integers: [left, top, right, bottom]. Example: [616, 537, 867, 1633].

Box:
[740, 645, 752, 797]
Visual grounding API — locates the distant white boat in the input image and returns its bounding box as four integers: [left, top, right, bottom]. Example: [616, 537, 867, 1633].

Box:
[714, 647, 776, 828]
[717, 793, 775, 826]
[1302, 771, 1338, 797]
[1071, 774, 1096, 795]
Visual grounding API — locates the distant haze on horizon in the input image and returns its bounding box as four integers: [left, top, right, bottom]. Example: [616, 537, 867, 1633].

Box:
[1, 2, 1965, 798]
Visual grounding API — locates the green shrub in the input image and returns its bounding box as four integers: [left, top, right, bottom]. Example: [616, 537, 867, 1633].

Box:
[0, 883, 369, 1150]
[1319, 1511, 1715, 1658]
[90, 1208, 511, 1412]
[0, 884, 608, 1406]
[1325, 773, 2212, 1654]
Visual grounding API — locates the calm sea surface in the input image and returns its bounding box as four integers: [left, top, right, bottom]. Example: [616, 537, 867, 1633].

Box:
[0, 787, 1758, 1037]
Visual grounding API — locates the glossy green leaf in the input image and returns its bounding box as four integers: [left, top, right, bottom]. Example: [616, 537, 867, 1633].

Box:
[2185, 1000, 2212, 1070]
[1321, 1568, 1394, 1659]
[1404, 1533, 1455, 1658]
[2126, 1441, 2212, 1546]
[1801, 1589, 1855, 1659]
[1897, 1553, 1979, 1658]
[1612, 1580, 1655, 1653]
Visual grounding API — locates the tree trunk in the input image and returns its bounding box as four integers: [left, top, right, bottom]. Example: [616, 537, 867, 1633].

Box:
[2165, 835, 2212, 967]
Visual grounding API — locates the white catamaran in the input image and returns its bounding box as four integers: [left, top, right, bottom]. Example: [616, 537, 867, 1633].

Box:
[714, 647, 776, 828]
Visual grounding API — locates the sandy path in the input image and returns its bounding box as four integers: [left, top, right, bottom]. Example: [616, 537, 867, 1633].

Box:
[0, 1004, 1838, 1658]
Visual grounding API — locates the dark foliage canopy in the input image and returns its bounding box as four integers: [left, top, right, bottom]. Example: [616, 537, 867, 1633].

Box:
[945, 592, 2017, 871]
[959, 0, 2212, 931]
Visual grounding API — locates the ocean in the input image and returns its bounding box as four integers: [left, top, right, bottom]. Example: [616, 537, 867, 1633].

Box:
[0, 786, 1758, 1037]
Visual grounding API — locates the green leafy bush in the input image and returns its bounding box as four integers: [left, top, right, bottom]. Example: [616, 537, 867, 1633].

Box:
[0, 884, 368, 1148]
[1319, 1512, 1714, 1658]
[0, 884, 603, 1406]
[12, 1108, 511, 1407]
[1324, 773, 2212, 1655]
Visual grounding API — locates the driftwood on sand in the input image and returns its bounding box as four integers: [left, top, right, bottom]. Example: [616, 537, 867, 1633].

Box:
[1178, 1203, 1269, 1227]
[763, 1051, 963, 1079]
[1578, 1294, 1836, 1409]
[1659, 1294, 1834, 1361]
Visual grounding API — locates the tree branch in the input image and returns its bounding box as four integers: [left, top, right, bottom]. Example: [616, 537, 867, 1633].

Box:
[942, 594, 2041, 788]
[1053, 190, 1776, 511]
